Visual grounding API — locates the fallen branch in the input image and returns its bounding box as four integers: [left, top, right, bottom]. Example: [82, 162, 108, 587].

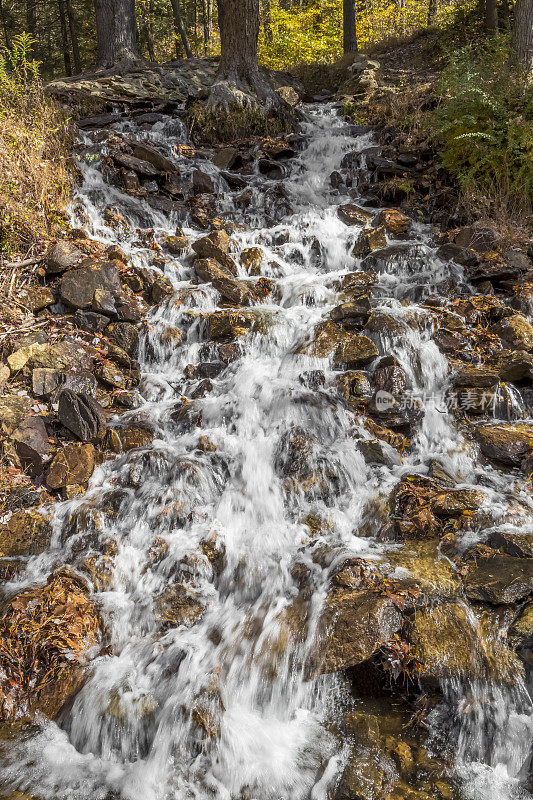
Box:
[1, 256, 44, 269]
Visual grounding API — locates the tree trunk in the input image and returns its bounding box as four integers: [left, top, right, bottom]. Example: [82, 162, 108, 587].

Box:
[427, 0, 437, 25]
[202, 0, 211, 51]
[58, 0, 72, 75]
[94, 0, 139, 67]
[65, 0, 81, 71]
[0, 0, 11, 49]
[145, 0, 156, 60]
[208, 0, 279, 109]
[343, 0, 357, 52]
[170, 0, 193, 57]
[512, 0, 533, 71]
[499, 0, 510, 28]
[485, 0, 498, 32]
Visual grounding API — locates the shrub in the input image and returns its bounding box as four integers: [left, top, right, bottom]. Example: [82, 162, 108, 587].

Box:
[435, 35, 533, 215]
[0, 33, 71, 256]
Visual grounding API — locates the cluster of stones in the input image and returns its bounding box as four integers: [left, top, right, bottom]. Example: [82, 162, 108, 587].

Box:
[1, 91, 533, 800]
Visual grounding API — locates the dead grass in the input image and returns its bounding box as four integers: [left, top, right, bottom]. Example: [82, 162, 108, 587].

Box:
[0, 83, 71, 258]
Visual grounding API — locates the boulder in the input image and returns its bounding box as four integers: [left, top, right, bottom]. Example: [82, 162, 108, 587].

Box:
[313, 590, 402, 674]
[107, 423, 154, 453]
[46, 443, 96, 489]
[95, 361, 128, 389]
[465, 555, 533, 605]
[112, 152, 159, 177]
[204, 310, 252, 340]
[9, 415, 50, 475]
[192, 170, 215, 194]
[352, 226, 387, 258]
[240, 247, 263, 275]
[164, 234, 189, 254]
[45, 240, 83, 274]
[25, 341, 94, 373]
[60, 261, 121, 310]
[474, 424, 533, 466]
[0, 570, 103, 721]
[57, 389, 107, 442]
[0, 395, 32, 435]
[487, 530, 533, 559]
[490, 314, 533, 352]
[105, 322, 139, 355]
[213, 147, 243, 170]
[454, 226, 497, 252]
[301, 321, 378, 367]
[151, 273, 174, 303]
[0, 507, 53, 556]
[405, 601, 518, 684]
[376, 209, 411, 238]
[18, 286, 55, 312]
[32, 369, 97, 398]
[194, 259, 253, 305]
[436, 242, 479, 268]
[132, 141, 176, 173]
[337, 203, 374, 226]
[192, 233, 237, 275]
[74, 310, 110, 332]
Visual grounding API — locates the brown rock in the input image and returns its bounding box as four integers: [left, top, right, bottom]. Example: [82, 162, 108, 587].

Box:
[46, 443, 95, 489]
[0, 569, 103, 721]
[45, 240, 83, 274]
[337, 203, 374, 226]
[192, 234, 237, 276]
[352, 226, 387, 258]
[490, 314, 533, 352]
[240, 247, 263, 275]
[60, 261, 121, 310]
[18, 286, 55, 312]
[9, 415, 50, 475]
[475, 424, 533, 466]
[376, 209, 411, 238]
[0, 395, 32, 435]
[0, 508, 53, 556]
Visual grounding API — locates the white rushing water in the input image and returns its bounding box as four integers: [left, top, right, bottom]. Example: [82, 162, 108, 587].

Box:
[2, 103, 533, 800]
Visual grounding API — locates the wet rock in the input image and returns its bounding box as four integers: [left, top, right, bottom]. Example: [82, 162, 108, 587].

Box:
[0, 507, 53, 556]
[509, 602, 533, 658]
[486, 349, 533, 382]
[112, 151, 160, 177]
[154, 583, 205, 627]
[0, 569, 103, 721]
[151, 273, 174, 303]
[373, 362, 407, 395]
[77, 111, 121, 128]
[194, 258, 253, 305]
[164, 234, 189, 255]
[338, 270, 378, 296]
[60, 261, 121, 310]
[474, 423, 533, 466]
[362, 243, 424, 272]
[450, 363, 499, 388]
[334, 371, 372, 404]
[337, 203, 374, 226]
[376, 208, 411, 238]
[352, 226, 387, 258]
[213, 147, 243, 170]
[490, 314, 533, 352]
[192, 232, 237, 275]
[107, 423, 154, 452]
[46, 443, 96, 489]
[330, 299, 371, 327]
[58, 389, 107, 442]
[132, 141, 176, 173]
[204, 310, 252, 340]
[45, 240, 84, 274]
[18, 286, 55, 312]
[192, 169, 215, 194]
[0, 395, 32, 435]
[358, 438, 402, 468]
[465, 555, 533, 605]
[334, 333, 378, 367]
[240, 247, 263, 275]
[106, 322, 139, 355]
[313, 590, 402, 674]
[9, 415, 50, 476]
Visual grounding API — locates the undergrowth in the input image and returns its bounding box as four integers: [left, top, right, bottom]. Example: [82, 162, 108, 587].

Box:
[0, 33, 71, 257]
[186, 101, 291, 145]
[435, 35, 533, 217]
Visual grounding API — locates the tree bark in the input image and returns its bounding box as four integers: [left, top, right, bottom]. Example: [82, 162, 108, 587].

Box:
[485, 0, 498, 31]
[65, 0, 81, 71]
[208, 0, 279, 109]
[427, 0, 437, 25]
[512, 0, 533, 71]
[58, 0, 72, 75]
[343, 0, 357, 52]
[145, 0, 156, 59]
[170, 0, 193, 57]
[94, 0, 139, 67]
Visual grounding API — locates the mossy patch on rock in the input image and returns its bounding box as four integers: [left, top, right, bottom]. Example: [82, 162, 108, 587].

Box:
[186, 102, 291, 145]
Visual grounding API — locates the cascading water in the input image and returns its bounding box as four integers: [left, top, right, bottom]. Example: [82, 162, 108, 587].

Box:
[2, 102, 533, 800]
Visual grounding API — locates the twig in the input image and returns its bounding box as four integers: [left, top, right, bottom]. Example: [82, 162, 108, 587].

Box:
[1, 257, 43, 269]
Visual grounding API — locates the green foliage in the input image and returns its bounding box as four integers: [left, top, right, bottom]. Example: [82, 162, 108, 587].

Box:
[435, 35, 533, 213]
[0, 33, 71, 254]
[186, 102, 291, 145]
[0, 32, 40, 99]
